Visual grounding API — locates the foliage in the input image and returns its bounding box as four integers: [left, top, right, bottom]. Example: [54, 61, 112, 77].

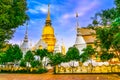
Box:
[35, 49, 49, 61]
[95, 24, 120, 61]
[100, 52, 115, 62]
[96, 27, 112, 51]
[24, 50, 34, 62]
[112, 33, 120, 51]
[0, 0, 28, 49]
[30, 60, 42, 68]
[5, 44, 23, 63]
[0, 52, 7, 64]
[35, 49, 50, 68]
[49, 53, 65, 66]
[20, 59, 26, 67]
[80, 45, 95, 63]
[66, 47, 79, 61]
[87, 0, 120, 61]
[12, 45, 23, 62]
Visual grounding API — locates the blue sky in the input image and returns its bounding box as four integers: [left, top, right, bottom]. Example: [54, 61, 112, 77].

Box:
[10, 0, 114, 50]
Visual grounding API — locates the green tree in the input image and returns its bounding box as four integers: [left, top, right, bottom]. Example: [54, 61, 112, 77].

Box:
[95, 21, 119, 60]
[35, 49, 47, 61]
[100, 52, 115, 62]
[65, 47, 79, 73]
[13, 45, 23, 64]
[24, 50, 34, 67]
[30, 60, 42, 68]
[88, 0, 120, 61]
[49, 53, 65, 66]
[5, 44, 23, 64]
[0, 52, 7, 64]
[20, 59, 26, 67]
[80, 45, 95, 63]
[35, 49, 49, 68]
[48, 53, 65, 73]
[66, 47, 79, 61]
[5, 45, 14, 62]
[0, 0, 28, 50]
[24, 50, 34, 62]
[80, 45, 96, 72]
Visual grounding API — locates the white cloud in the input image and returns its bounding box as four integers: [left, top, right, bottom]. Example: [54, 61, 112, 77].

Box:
[55, 0, 99, 29]
[27, 2, 60, 15]
[35, 5, 48, 13]
[76, 0, 99, 15]
[62, 14, 74, 19]
[28, 9, 39, 14]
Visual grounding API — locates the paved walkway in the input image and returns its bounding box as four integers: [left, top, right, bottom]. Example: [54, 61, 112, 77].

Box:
[0, 72, 119, 80]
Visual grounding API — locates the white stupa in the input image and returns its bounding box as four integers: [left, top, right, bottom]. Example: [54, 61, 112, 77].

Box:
[54, 40, 61, 53]
[74, 13, 86, 55]
[20, 26, 29, 57]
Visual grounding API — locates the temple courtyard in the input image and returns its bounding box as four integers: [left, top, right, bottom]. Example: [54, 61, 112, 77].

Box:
[0, 72, 119, 80]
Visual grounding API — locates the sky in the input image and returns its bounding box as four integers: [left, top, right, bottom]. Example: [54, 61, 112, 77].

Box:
[10, 0, 115, 50]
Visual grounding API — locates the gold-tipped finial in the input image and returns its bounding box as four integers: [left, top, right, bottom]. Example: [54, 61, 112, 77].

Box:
[46, 4, 51, 21]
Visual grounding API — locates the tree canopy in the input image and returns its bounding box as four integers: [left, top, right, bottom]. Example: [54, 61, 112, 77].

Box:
[49, 53, 65, 66]
[80, 45, 95, 63]
[87, 0, 120, 61]
[66, 47, 80, 62]
[24, 50, 34, 62]
[35, 49, 49, 61]
[0, 0, 28, 50]
[5, 44, 23, 63]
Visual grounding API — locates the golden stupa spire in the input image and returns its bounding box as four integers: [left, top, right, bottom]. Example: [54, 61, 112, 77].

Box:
[41, 4, 56, 52]
[46, 4, 51, 21]
[45, 4, 51, 26]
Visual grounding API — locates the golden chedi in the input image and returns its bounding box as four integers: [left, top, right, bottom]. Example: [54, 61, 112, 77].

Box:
[42, 5, 56, 52]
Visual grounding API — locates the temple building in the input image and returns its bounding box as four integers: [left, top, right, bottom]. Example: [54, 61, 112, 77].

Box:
[79, 28, 96, 47]
[74, 13, 86, 54]
[20, 26, 29, 57]
[34, 5, 56, 52]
